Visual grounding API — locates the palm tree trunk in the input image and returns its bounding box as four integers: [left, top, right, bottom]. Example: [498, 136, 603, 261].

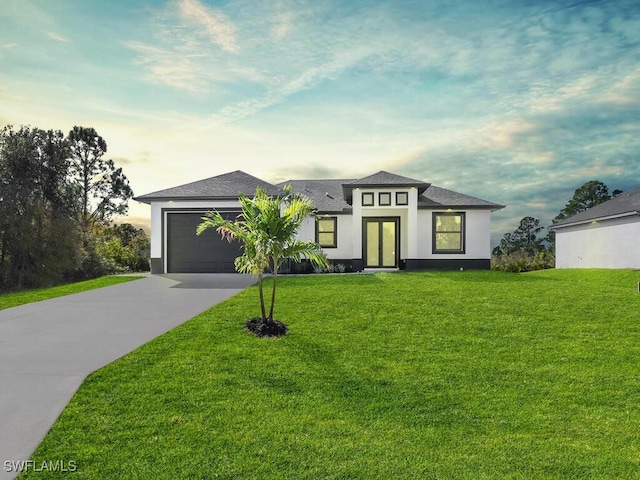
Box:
[268, 259, 278, 321]
[257, 272, 267, 321]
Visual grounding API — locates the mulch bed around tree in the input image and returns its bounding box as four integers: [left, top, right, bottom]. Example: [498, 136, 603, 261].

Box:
[244, 317, 289, 338]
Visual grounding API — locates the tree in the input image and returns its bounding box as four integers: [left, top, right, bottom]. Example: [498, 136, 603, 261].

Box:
[547, 180, 623, 249]
[197, 186, 328, 337]
[0, 125, 80, 290]
[553, 180, 621, 223]
[494, 216, 545, 256]
[67, 126, 134, 229]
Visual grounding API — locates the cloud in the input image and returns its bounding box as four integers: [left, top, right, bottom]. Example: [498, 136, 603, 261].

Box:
[177, 0, 238, 53]
[46, 31, 69, 43]
[204, 56, 363, 125]
[123, 0, 242, 93]
[125, 40, 208, 93]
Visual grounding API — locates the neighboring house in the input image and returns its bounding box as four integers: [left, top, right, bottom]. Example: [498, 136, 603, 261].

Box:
[134, 170, 505, 274]
[551, 187, 640, 269]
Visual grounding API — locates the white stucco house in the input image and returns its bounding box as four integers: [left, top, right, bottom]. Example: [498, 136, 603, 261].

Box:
[551, 186, 640, 269]
[134, 170, 505, 274]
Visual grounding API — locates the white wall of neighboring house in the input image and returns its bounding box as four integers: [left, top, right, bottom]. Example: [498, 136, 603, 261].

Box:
[416, 209, 492, 259]
[555, 215, 640, 268]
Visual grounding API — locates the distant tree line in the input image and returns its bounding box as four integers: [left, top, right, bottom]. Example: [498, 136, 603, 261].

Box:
[0, 125, 149, 292]
[492, 180, 622, 272]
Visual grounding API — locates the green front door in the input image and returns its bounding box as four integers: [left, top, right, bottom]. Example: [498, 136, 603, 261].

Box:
[364, 218, 399, 268]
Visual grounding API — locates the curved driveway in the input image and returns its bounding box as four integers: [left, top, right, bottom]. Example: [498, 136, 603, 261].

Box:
[0, 274, 255, 479]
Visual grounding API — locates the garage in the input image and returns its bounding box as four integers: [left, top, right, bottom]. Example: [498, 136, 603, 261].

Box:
[166, 211, 243, 273]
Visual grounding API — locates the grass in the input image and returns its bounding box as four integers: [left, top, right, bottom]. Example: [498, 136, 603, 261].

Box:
[0, 276, 142, 311]
[21, 269, 640, 479]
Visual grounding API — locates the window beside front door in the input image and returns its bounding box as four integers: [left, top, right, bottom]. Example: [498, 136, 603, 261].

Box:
[316, 217, 337, 248]
[433, 212, 465, 253]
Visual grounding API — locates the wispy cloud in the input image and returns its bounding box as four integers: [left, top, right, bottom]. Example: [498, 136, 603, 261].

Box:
[46, 31, 69, 43]
[124, 40, 209, 93]
[177, 0, 238, 53]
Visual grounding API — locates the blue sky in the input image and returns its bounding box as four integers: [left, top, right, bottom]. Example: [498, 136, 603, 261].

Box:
[1, 0, 639, 244]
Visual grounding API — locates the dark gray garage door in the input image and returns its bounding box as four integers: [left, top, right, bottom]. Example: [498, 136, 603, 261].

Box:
[166, 212, 243, 273]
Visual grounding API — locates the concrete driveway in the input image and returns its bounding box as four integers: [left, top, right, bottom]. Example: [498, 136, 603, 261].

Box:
[0, 274, 255, 479]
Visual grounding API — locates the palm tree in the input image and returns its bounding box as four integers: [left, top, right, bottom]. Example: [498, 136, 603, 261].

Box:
[197, 185, 327, 336]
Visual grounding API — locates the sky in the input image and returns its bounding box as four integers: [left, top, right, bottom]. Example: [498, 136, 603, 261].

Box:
[1, 0, 639, 245]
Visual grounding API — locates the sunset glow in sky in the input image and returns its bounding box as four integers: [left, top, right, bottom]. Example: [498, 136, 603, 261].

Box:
[2, 0, 639, 243]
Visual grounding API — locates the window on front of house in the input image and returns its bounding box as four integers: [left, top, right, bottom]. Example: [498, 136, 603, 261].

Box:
[396, 192, 408, 205]
[362, 192, 374, 206]
[379, 192, 391, 206]
[433, 212, 465, 253]
[317, 217, 337, 248]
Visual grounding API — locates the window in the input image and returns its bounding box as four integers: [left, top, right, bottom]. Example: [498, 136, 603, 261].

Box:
[316, 217, 337, 248]
[433, 212, 465, 253]
[379, 192, 391, 206]
[396, 192, 408, 205]
[362, 192, 374, 206]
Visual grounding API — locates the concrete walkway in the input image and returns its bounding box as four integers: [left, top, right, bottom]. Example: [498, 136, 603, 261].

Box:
[0, 274, 255, 479]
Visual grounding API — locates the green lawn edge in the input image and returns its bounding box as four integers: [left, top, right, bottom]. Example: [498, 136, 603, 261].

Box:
[19, 269, 640, 479]
[0, 275, 144, 311]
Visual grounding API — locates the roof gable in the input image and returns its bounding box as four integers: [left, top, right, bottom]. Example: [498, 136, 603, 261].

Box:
[134, 170, 279, 203]
[552, 186, 640, 228]
[346, 171, 430, 187]
[342, 171, 430, 203]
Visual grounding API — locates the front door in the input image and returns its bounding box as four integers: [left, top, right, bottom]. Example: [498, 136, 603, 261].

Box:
[363, 218, 399, 268]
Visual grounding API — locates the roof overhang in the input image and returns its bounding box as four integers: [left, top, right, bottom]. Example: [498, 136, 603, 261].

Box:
[133, 195, 243, 205]
[550, 210, 640, 230]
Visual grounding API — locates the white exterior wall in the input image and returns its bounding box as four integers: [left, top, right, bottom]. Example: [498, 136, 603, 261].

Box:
[555, 216, 640, 269]
[352, 187, 419, 260]
[148, 194, 495, 272]
[417, 209, 492, 259]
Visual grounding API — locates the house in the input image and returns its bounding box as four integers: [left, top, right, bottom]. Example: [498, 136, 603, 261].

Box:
[134, 170, 505, 274]
[551, 187, 640, 269]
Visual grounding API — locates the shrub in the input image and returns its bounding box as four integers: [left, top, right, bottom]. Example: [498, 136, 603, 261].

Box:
[492, 251, 555, 273]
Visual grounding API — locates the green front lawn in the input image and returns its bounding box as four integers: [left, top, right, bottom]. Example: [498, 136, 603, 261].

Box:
[22, 270, 640, 479]
[0, 276, 142, 311]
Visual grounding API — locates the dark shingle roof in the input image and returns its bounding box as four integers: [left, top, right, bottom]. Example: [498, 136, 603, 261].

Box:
[281, 179, 353, 213]
[135, 169, 505, 212]
[346, 171, 430, 188]
[552, 186, 640, 228]
[420, 185, 505, 210]
[134, 170, 280, 203]
[283, 176, 504, 212]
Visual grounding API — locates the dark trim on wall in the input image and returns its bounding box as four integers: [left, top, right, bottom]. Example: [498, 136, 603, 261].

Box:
[352, 258, 364, 271]
[150, 258, 163, 274]
[403, 259, 491, 270]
